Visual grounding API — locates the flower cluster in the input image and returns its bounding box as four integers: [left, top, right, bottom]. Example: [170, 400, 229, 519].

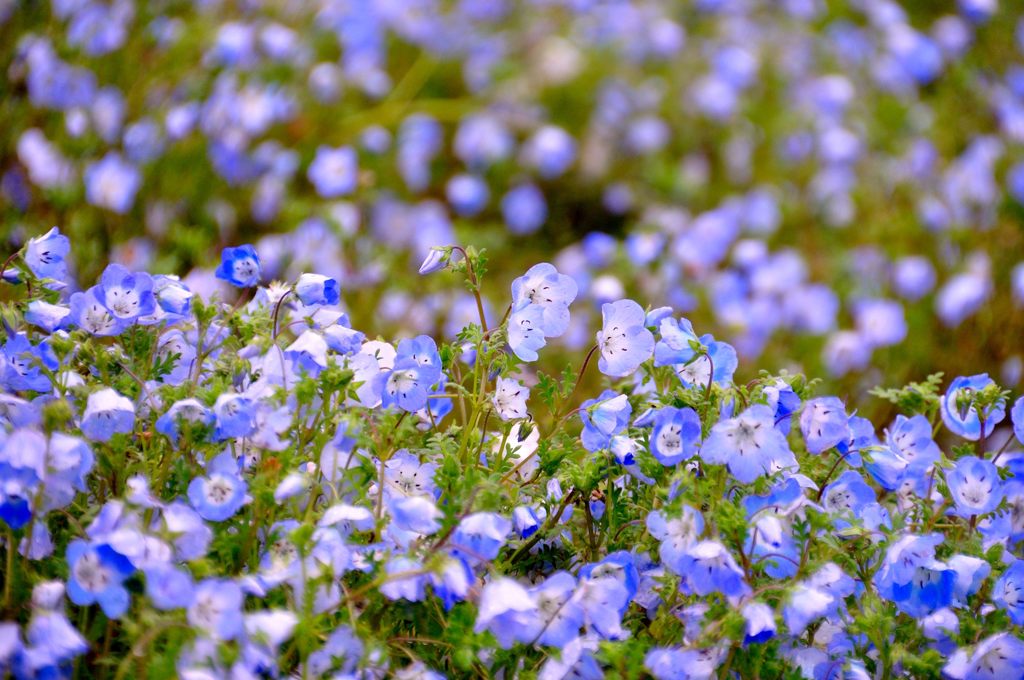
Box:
[4, 1, 1024, 392]
[0, 230, 1023, 678]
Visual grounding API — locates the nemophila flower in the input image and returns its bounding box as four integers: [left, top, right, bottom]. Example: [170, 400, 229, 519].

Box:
[213, 393, 257, 440]
[742, 602, 777, 645]
[25, 300, 71, 332]
[492, 377, 528, 420]
[700, 404, 795, 484]
[501, 183, 546, 235]
[512, 505, 541, 539]
[821, 471, 876, 519]
[395, 335, 442, 379]
[852, 298, 907, 349]
[511, 263, 578, 338]
[188, 579, 244, 640]
[295, 273, 340, 306]
[68, 286, 127, 336]
[80, 388, 135, 442]
[508, 303, 547, 361]
[522, 125, 576, 178]
[1013, 397, 1024, 446]
[284, 330, 329, 376]
[65, 539, 134, 618]
[188, 452, 247, 521]
[529, 571, 584, 647]
[993, 560, 1024, 625]
[387, 495, 441, 535]
[322, 316, 365, 355]
[747, 515, 800, 579]
[941, 374, 1006, 441]
[417, 247, 449, 275]
[451, 512, 512, 565]
[645, 647, 721, 680]
[378, 358, 437, 412]
[85, 152, 140, 213]
[947, 555, 990, 604]
[474, 578, 542, 648]
[1, 333, 55, 393]
[144, 564, 195, 610]
[647, 507, 704, 573]
[575, 573, 631, 639]
[445, 174, 489, 216]
[943, 633, 1024, 680]
[597, 299, 655, 377]
[216, 244, 261, 287]
[648, 407, 702, 466]
[155, 398, 214, 445]
[783, 583, 834, 636]
[307, 145, 357, 197]
[23, 226, 70, 282]
[380, 449, 438, 500]
[678, 541, 749, 599]
[580, 391, 631, 452]
[946, 456, 1002, 518]
[98, 263, 156, 322]
[764, 379, 802, 433]
[800, 397, 851, 454]
[429, 556, 474, 611]
[885, 414, 941, 472]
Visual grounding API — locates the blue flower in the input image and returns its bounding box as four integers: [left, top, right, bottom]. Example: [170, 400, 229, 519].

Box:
[377, 358, 438, 412]
[885, 414, 941, 472]
[65, 540, 134, 619]
[69, 286, 128, 336]
[187, 579, 244, 640]
[655, 318, 738, 387]
[84, 152, 140, 213]
[1012, 396, 1024, 446]
[742, 602, 776, 645]
[98, 263, 156, 321]
[307, 145, 358, 197]
[943, 633, 1024, 680]
[820, 470, 876, 519]
[700, 404, 795, 484]
[24, 226, 70, 282]
[747, 515, 799, 579]
[446, 174, 489, 216]
[294, 273, 340, 306]
[216, 244, 262, 288]
[993, 561, 1024, 625]
[25, 300, 71, 332]
[678, 541, 749, 598]
[783, 584, 834, 636]
[155, 398, 215, 446]
[800, 397, 851, 454]
[946, 456, 1002, 518]
[501, 183, 546, 235]
[213, 393, 258, 439]
[492, 377, 529, 421]
[507, 304, 547, 361]
[648, 407, 702, 466]
[474, 578, 542, 648]
[647, 507, 704, 573]
[580, 391, 631, 452]
[144, 564, 196, 610]
[80, 388, 135, 442]
[941, 374, 1006, 441]
[450, 512, 512, 565]
[284, 330, 330, 376]
[1, 334, 55, 393]
[511, 263, 578, 338]
[597, 299, 655, 377]
[187, 452, 247, 521]
[528, 572, 583, 647]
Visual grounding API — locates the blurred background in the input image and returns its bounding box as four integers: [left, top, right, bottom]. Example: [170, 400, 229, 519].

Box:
[2, 0, 1024, 420]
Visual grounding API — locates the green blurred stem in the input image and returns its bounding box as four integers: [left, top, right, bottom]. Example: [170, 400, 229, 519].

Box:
[2, 526, 13, 613]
